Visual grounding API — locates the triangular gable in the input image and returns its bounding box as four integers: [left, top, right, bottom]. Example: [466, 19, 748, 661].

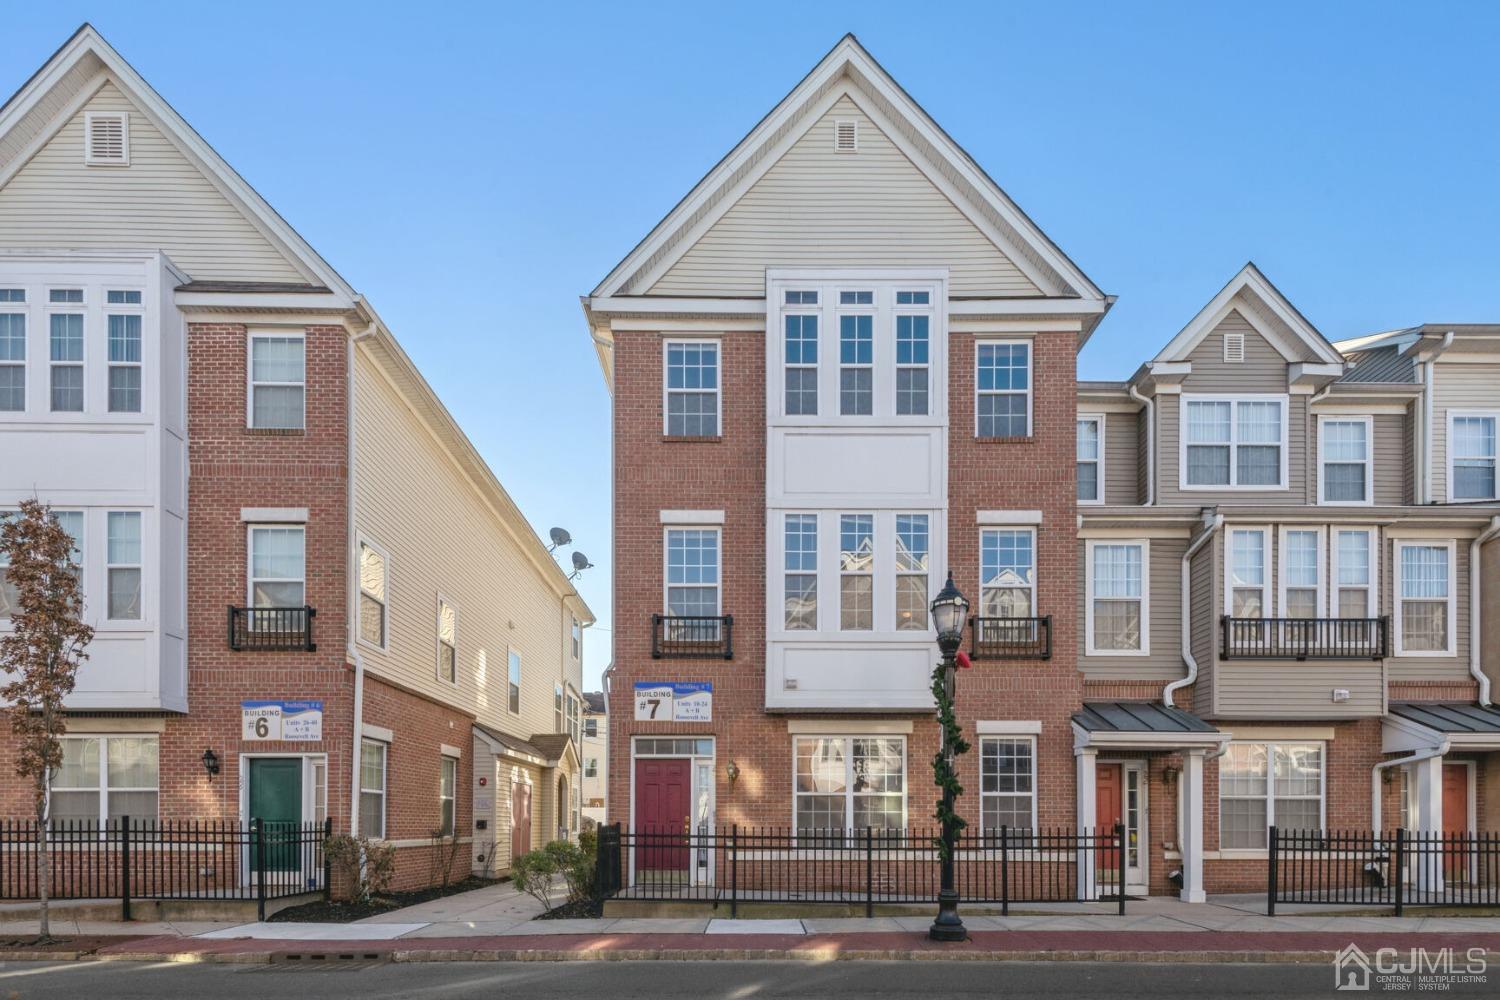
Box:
[1153, 263, 1345, 366]
[0, 24, 351, 295]
[592, 34, 1103, 302]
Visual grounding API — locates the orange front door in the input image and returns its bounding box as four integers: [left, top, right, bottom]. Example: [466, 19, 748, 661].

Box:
[1442, 764, 1471, 880]
[1096, 763, 1123, 871]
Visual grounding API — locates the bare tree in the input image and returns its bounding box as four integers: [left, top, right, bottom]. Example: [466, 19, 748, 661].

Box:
[1, 500, 93, 942]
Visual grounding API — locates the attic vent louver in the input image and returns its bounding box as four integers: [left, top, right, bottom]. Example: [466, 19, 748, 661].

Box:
[833, 119, 858, 152]
[84, 112, 128, 166]
[1223, 332, 1246, 363]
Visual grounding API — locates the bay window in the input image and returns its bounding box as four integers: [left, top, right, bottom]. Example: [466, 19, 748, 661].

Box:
[838, 314, 873, 415]
[106, 511, 142, 620]
[50, 312, 84, 412]
[1182, 395, 1286, 488]
[1449, 413, 1497, 501]
[1086, 540, 1147, 654]
[107, 313, 142, 413]
[794, 736, 905, 836]
[50, 735, 159, 828]
[783, 313, 818, 416]
[838, 514, 873, 630]
[1219, 742, 1324, 849]
[249, 334, 305, 430]
[0, 302, 24, 411]
[783, 514, 817, 630]
[980, 737, 1036, 833]
[894, 514, 928, 630]
[1077, 415, 1102, 503]
[980, 528, 1035, 617]
[663, 340, 719, 437]
[1395, 541, 1455, 655]
[975, 341, 1030, 438]
[894, 315, 929, 415]
[1318, 417, 1371, 503]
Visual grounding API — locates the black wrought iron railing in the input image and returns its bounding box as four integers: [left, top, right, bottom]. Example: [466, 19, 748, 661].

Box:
[652, 614, 733, 659]
[969, 616, 1052, 660]
[229, 606, 317, 652]
[1269, 826, 1500, 916]
[1220, 616, 1387, 660]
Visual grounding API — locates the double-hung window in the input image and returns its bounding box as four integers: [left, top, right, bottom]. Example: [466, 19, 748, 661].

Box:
[438, 756, 457, 837]
[584, 758, 598, 778]
[980, 528, 1035, 618]
[838, 314, 873, 415]
[663, 340, 719, 437]
[1395, 541, 1454, 655]
[980, 737, 1036, 834]
[106, 511, 143, 620]
[554, 683, 565, 731]
[1318, 417, 1371, 503]
[894, 314, 929, 415]
[584, 718, 598, 738]
[51, 735, 159, 829]
[49, 302, 85, 413]
[358, 540, 388, 647]
[571, 617, 582, 660]
[1087, 540, 1147, 654]
[107, 291, 143, 414]
[1219, 742, 1324, 848]
[1449, 413, 1497, 501]
[1279, 528, 1323, 619]
[783, 514, 817, 630]
[838, 514, 874, 630]
[0, 291, 25, 411]
[975, 341, 1030, 437]
[894, 514, 929, 630]
[437, 598, 457, 684]
[360, 739, 387, 838]
[508, 650, 522, 714]
[248, 334, 305, 429]
[567, 693, 580, 744]
[1182, 396, 1286, 488]
[249, 525, 305, 609]
[665, 527, 720, 618]
[1077, 416, 1103, 503]
[1, 509, 80, 618]
[1227, 528, 1268, 617]
[793, 736, 905, 838]
[784, 311, 818, 416]
[1332, 529, 1375, 618]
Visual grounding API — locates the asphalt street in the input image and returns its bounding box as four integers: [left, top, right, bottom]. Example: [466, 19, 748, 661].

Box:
[0, 959, 1493, 999]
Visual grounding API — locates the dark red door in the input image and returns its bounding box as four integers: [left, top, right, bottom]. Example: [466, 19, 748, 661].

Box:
[1095, 763, 1123, 872]
[1443, 764, 1470, 880]
[510, 782, 532, 861]
[635, 758, 691, 871]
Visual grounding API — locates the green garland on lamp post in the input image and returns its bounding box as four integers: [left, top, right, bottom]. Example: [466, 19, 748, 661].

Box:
[929, 657, 970, 859]
[927, 572, 970, 942]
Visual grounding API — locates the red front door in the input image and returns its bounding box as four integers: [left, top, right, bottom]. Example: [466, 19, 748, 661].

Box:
[510, 782, 532, 861]
[1443, 764, 1471, 880]
[1095, 763, 1123, 872]
[635, 757, 691, 871]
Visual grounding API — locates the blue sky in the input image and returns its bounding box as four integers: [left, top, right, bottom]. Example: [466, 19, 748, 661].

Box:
[6, 2, 1498, 690]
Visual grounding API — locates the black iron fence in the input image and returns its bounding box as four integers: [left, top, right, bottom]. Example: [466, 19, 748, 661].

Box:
[651, 614, 733, 659]
[969, 616, 1052, 660]
[596, 823, 1125, 916]
[1221, 616, 1387, 660]
[1268, 826, 1500, 915]
[228, 606, 318, 652]
[0, 817, 331, 921]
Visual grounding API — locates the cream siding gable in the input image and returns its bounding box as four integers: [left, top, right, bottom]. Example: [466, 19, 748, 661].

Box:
[1182, 310, 1287, 390]
[1431, 362, 1500, 502]
[649, 96, 1041, 298]
[0, 81, 308, 283]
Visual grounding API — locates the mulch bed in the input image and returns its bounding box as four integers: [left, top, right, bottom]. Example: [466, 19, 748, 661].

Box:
[537, 896, 603, 920]
[269, 876, 505, 923]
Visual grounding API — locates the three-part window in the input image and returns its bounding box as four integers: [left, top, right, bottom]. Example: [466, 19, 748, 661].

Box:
[0, 508, 140, 623]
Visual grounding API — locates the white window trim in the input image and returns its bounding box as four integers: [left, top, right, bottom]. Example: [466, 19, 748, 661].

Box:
[1447, 410, 1500, 502]
[783, 512, 818, 632]
[979, 526, 1037, 619]
[49, 733, 159, 831]
[246, 331, 306, 430]
[105, 510, 143, 622]
[791, 735, 908, 836]
[1392, 538, 1458, 657]
[1330, 526, 1379, 619]
[438, 754, 458, 837]
[1084, 538, 1151, 657]
[1178, 393, 1290, 491]
[571, 616, 582, 660]
[661, 338, 721, 437]
[836, 305, 875, 417]
[975, 338, 1033, 439]
[554, 682, 565, 732]
[1316, 415, 1374, 506]
[1276, 525, 1326, 619]
[978, 734, 1038, 833]
[46, 303, 86, 414]
[1077, 413, 1105, 505]
[507, 646, 523, 716]
[246, 523, 306, 608]
[662, 524, 722, 617]
[0, 300, 23, 414]
[436, 593, 458, 687]
[1218, 740, 1326, 849]
[105, 296, 144, 414]
[359, 738, 388, 840]
[893, 512, 931, 631]
[893, 310, 931, 416]
[1224, 525, 1271, 617]
[782, 307, 819, 418]
[83, 111, 130, 166]
[356, 534, 390, 651]
[838, 512, 875, 631]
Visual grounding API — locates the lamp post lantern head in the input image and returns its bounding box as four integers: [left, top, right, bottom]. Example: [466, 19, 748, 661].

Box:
[930, 572, 969, 656]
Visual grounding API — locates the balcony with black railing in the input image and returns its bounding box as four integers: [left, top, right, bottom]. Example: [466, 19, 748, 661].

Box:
[968, 616, 1052, 660]
[651, 614, 733, 660]
[228, 606, 317, 652]
[1219, 615, 1387, 661]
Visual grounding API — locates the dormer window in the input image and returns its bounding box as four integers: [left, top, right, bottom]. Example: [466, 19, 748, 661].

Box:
[1181, 395, 1287, 489]
[84, 112, 129, 166]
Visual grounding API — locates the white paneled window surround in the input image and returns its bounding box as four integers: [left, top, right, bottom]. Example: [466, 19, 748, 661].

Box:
[793, 735, 905, 839]
[1180, 394, 1288, 490]
[663, 339, 720, 437]
[1394, 539, 1456, 656]
[1448, 412, 1498, 501]
[1085, 539, 1148, 655]
[248, 332, 305, 430]
[1219, 742, 1324, 849]
[1317, 416, 1372, 505]
[0, 281, 151, 416]
[1077, 414, 1103, 503]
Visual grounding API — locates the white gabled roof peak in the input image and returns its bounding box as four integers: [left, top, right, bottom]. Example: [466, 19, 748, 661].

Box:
[1151, 262, 1345, 367]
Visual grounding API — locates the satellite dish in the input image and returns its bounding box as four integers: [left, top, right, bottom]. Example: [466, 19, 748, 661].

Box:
[568, 550, 594, 580]
[548, 526, 572, 552]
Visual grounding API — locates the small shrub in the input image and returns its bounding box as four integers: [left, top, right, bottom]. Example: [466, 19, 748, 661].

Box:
[511, 847, 560, 912]
[325, 834, 396, 903]
[543, 838, 595, 903]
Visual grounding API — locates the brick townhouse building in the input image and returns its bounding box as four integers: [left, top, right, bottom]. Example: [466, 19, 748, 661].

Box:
[0, 25, 591, 892]
[583, 35, 1500, 900]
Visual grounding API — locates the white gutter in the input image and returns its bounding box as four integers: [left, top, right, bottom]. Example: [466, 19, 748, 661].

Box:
[1128, 384, 1154, 505]
[1164, 513, 1224, 708]
[1371, 740, 1448, 831]
[347, 323, 377, 834]
[1470, 516, 1500, 706]
[1421, 331, 1455, 504]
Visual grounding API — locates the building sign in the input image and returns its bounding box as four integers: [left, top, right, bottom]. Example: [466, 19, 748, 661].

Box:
[634, 682, 712, 722]
[241, 700, 323, 741]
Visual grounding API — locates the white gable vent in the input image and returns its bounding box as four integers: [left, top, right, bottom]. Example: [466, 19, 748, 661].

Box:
[833, 119, 858, 153]
[1223, 332, 1246, 363]
[84, 111, 129, 166]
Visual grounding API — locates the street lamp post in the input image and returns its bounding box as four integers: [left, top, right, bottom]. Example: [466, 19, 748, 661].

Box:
[928, 572, 970, 942]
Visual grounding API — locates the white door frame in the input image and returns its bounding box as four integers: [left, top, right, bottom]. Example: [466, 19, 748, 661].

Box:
[238, 752, 328, 890]
[627, 737, 716, 887]
[1121, 759, 1149, 895]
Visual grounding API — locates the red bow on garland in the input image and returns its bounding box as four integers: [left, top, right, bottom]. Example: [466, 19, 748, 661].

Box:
[955, 650, 972, 670]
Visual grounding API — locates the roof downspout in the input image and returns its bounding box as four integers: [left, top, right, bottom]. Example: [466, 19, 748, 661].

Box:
[1470, 516, 1500, 706]
[1128, 384, 1154, 505]
[1164, 512, 1224, 708]
[1372, 739, 1448, 832]
[348, 322, 377, 835]
[1421, 331, 1455, 504]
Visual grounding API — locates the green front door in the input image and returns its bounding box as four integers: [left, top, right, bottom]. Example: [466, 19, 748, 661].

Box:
[248, 757, 302, 872]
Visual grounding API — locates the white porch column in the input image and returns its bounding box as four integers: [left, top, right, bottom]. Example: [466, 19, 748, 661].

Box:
[1412, 754, 1445, 894]
[1179, 750, 1206, 903]
[1076, 747, 1098, 900]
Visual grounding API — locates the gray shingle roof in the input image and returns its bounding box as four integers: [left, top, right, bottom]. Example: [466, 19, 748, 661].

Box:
[1072, 702, 1219, 734]
[1389, 703, 1500, 734]
[1339, 346, 1417, 384]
